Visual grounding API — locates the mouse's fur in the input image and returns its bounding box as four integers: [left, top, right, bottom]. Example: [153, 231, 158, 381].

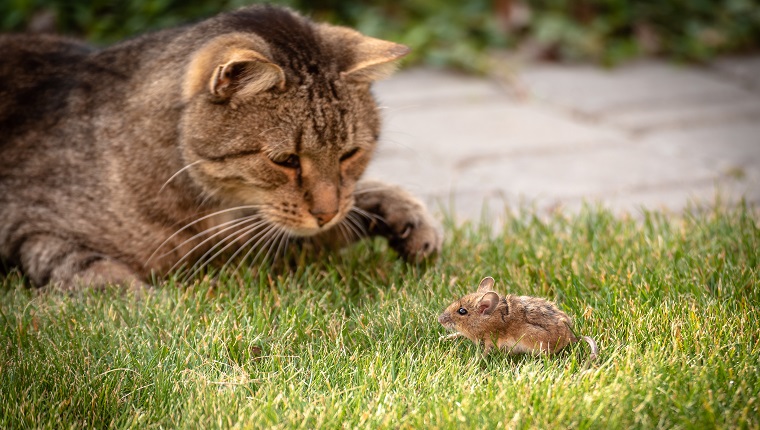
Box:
[439, 276, 598, 359]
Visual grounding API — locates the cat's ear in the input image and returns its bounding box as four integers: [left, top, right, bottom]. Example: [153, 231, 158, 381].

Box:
[318, 25, 410, 83]
[342, 37, 410, 82]
[183, 34, 285, 102]
[209, 50, 285, 100]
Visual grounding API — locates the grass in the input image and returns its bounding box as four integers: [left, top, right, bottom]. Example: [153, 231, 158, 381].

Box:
[1, 201, 758, 429]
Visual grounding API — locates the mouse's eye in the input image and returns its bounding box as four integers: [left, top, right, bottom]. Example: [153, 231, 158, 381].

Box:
[457, 307, 468, 315]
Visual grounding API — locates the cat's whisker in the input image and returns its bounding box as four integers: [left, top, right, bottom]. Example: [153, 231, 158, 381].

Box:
[336, 222, 351, 245]
[352, 206, 386, 224]
[341, 212, 359, 237]
[145, 204, 264, 265]
[349, 212, 369, 237]
[377, 134, 418, 152]
[167, 216, 267, 274]
[351, 207, 385, 235]
[263, 226, 289, 265]
[274, 232, 291, 260]
[222, 219, 279, 276]
[181, 219, 267, 282]
[269, 225, 288, 258]
[342, 213, 365, 241]
[257, 225, 282, 264]
[236, 219, 293, 273]
[158, 214, 262, 260]
[376, 104, 422, 113]
[257, 126, 285, 137]
[177, 230, 241, 282]
[159, 159, 205, 194]
[267, 137, 294, 149]
[197, 187, 222, 209]
[272, 226, 291, 262]
[243, 224, 282, 269]
[352, 187, 388, 196]
[352, 211, 372, 234]
[229, 228, 272, 275]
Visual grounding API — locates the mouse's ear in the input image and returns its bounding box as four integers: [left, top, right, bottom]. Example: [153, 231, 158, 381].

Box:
[477, 276, 495, 292]
[477, 292, 500, 315]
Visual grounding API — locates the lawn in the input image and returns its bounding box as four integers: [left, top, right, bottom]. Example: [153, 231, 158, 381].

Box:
[1, 202, 758, 429]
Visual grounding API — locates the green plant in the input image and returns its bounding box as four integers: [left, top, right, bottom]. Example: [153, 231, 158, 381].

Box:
[528, 0, 760, 64]
[5, 0, 758, 70]
[2, 201, 758, 428]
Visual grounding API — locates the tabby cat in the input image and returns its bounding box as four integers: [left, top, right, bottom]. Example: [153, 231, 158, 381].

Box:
[0, 5, 442, 289]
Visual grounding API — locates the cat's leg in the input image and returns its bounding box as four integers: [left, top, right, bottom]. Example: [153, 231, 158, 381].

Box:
[349, 179, 443, 262]
[16, 233, 147, 290]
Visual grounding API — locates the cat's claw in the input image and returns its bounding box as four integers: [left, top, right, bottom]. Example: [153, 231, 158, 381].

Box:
[386, 211, 442, 263]
[354, 180, 443, 263]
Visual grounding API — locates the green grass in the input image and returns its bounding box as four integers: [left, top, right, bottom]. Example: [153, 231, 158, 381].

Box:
[1, 202, 759, 429]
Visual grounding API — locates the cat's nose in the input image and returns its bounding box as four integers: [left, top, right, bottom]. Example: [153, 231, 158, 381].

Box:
[310, 209, 338, 227]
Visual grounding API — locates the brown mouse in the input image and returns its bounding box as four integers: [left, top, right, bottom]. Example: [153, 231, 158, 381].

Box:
[438, 276, 598, 360]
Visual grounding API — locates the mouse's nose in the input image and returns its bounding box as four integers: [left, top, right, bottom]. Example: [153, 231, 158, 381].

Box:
[438, 312, 451, 326]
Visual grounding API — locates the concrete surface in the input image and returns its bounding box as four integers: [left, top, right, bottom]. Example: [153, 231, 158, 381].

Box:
[368, 57, 760, 222]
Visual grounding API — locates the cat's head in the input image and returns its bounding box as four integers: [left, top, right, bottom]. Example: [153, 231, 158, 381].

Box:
[178, 6, 408, 236]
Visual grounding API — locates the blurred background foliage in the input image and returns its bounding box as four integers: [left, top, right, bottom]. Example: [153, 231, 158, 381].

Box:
[2, 0, 759, 71]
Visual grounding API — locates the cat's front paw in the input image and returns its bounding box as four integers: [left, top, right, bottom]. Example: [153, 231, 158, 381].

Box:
[354, 181, 443, 262]
[383, 205, 442, 263]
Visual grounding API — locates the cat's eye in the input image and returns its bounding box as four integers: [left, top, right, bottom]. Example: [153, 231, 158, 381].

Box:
[458, 307, 468, 315]
[340, 147, 360, 162]
[272, 154, 300, 169]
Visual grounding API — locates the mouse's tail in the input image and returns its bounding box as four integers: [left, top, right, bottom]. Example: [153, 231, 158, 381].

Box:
[581, 336, 599, 361]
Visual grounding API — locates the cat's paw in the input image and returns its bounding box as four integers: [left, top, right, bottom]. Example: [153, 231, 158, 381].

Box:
[383, 203, 442, 263]
[54, 258, 152, 295]
[354, 180, 443, 262]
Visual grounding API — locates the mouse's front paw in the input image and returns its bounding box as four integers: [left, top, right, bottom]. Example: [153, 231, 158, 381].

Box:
[440, 332, 462, 341]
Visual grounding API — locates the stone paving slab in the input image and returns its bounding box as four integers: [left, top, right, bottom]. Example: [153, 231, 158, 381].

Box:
[517, 61, 750, 117]
[604, 93, 760, 134]
[639, 122, 760, 172]
[369, 57, 760, 221]
[713, 56, 760, 91]
[455, 144, 718, 198]
[377, 97, 624, 158]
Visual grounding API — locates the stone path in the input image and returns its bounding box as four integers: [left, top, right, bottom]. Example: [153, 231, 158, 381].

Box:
[368, 57, 760, 222]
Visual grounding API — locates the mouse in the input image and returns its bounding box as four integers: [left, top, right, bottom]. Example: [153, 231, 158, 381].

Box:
[438, 276, 598, 360]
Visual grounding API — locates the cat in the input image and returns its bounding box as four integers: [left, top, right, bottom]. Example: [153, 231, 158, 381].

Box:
[0, 4, 442, 289]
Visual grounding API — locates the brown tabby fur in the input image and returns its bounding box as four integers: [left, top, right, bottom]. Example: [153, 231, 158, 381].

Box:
[0, 5, 442, 289]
